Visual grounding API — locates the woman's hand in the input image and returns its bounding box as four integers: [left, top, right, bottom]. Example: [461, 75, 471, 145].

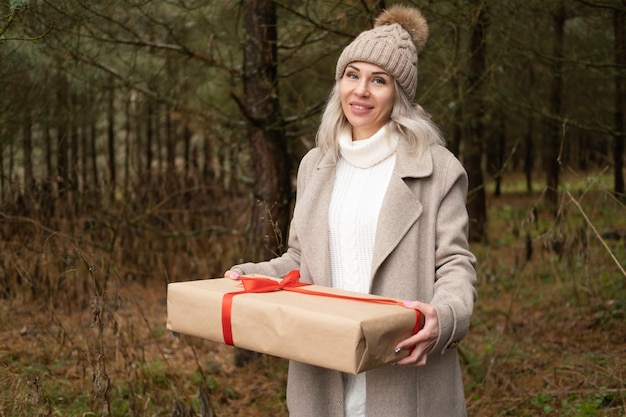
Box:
[224, 270, 241, 280]
[394, 300, 439, 366]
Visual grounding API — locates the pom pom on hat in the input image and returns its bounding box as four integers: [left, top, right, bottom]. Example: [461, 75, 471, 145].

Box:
[335, 5, 429, 101]
[375, 5, 428, 53]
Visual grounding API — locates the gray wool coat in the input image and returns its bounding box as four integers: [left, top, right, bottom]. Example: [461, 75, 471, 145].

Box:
[232, 139, 477, 417]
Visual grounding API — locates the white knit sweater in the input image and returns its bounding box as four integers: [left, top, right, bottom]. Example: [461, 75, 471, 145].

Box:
[328, 125, 398, 417]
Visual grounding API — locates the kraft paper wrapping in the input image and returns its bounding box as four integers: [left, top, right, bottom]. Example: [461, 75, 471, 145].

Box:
[166, 276, 419, 374]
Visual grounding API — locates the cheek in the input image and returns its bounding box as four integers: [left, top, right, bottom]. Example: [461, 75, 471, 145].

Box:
[339, 83, 350, 102]
[380, 95, 395, 118]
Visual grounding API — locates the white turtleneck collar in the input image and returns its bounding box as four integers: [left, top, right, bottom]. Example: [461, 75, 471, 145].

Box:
[338, 125, 399, 169]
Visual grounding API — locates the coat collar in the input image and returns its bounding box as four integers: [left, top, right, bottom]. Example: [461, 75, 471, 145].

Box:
[393, 139, 433, 179]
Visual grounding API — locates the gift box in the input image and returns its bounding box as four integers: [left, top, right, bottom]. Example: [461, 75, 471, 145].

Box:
[166, 270, 422, 374]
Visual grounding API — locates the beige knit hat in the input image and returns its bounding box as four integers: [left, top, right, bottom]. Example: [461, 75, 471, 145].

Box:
[335, 5, 429, 102]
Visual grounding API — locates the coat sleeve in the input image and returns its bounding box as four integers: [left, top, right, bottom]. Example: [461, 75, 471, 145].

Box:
[430, 154, 477, 355]
[229, 148, 321, 278]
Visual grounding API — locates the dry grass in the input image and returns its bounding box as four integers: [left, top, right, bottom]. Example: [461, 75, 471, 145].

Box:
[0, 174, 624, 416]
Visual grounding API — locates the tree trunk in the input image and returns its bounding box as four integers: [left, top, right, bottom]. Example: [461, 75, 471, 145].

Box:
[22, 112, 34, 197]
[450, 75, 463, 158]
[81, 125, 88, 193]
[183, 124, 192, 187]
[465, 0, 488, 243]
[0, 141, 4, 203]
[69, 121, 79, 193]
[107, 79, 116, 201]
[236, 0, 291, 367]
[123, 97, 132, 196]
[546, 3, 566, 213]
[69, 92, 80, 194]
[492, 115, 505, 198]
[166, 111, 175, 175]
[90, 123, 99, 193]
[524, 60, 535, 194]
[57, 79, 69, 199]
[241, 0, 291, 261]
[614, 3, 625, 197]
[449, 9, 464, 158]
[156, 103, 163, 186]
[146, 99, 155, 187]
[368, 1, 386, 25]
[43, 125, 54, 217]
[8, 140, 14, 201]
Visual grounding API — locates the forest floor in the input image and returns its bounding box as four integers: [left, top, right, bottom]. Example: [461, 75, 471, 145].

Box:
[1, 183, 625, 416]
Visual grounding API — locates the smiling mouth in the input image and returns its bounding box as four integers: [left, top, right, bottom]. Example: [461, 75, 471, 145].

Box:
[351, 104, 372, 110]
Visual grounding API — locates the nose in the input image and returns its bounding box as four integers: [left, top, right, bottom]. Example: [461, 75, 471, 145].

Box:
[354, 79, 370, 97]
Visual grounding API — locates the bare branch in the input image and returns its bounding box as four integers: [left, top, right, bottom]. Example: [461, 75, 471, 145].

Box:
[566, 189, 626, 278]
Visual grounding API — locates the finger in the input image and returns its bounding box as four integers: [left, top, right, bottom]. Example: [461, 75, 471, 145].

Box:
[224, 270, 241, 280]
[395, 347, 427, 366]
[394, 326, 429, 350]
[394, 339, 421, 362]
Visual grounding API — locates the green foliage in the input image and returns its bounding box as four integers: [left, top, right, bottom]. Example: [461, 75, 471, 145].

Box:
[9, 0, 29, 12]
[1, 1, 24, 38]
[531, 394, 556, 414]
[139, 358, 169, 389]
[526, 391, 620, 417]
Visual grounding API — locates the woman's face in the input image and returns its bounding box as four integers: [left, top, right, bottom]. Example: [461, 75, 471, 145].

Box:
[339, 61, 395, 141]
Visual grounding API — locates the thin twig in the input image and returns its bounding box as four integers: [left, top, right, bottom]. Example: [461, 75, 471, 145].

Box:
[565, 190, 626, 278]
[134, 298, 190, 400]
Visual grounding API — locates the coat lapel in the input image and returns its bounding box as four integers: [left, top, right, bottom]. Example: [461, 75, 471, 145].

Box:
[294, 152, 336, 287]
[370, 142, 433, 286]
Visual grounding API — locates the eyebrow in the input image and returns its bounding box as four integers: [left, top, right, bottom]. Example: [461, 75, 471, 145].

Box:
[346, 64, 390, 76]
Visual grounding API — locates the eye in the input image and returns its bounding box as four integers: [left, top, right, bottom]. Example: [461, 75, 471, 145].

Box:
[344, 71, 359, 80]
[373, 77, 387, 85]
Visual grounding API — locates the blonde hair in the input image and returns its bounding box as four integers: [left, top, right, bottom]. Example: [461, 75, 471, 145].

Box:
[316, 81, 445, 161]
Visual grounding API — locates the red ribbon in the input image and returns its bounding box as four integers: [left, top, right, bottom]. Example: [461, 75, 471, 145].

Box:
[221, 270, 423, 349]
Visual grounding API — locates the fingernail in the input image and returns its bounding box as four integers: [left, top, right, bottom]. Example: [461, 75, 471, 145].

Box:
[394, 347, 401, 353]
[402, 301, 411, 307]
[232, 273, 240, 279]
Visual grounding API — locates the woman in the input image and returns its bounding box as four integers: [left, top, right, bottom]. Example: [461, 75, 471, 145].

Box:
[226, 5, 477, 417]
